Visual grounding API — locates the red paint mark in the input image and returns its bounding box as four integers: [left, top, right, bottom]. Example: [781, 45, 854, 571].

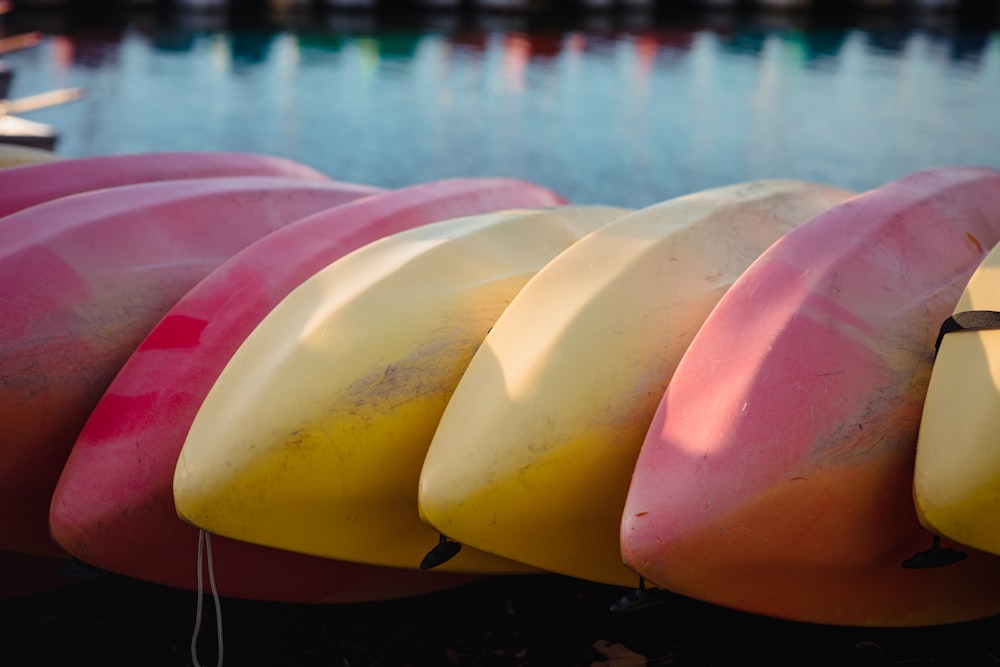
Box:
[967, 232, 984, 254]
[139, 314, 208, 350]
[77, 392, 157, 444]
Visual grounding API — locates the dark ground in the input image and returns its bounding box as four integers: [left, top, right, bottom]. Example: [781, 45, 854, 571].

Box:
[4, 569, 1000, 666]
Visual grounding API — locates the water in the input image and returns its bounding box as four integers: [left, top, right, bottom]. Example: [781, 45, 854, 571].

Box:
[4, 9, 1000, 208]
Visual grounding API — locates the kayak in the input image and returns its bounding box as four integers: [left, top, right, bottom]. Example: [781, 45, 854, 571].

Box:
[49, 178, 567, 599]
[0, 176, 378, 559]
[0, 143, 60, 168]
[0, 151, 331, 218]
[171, 205, 622, 574]
[913, 241, 1000, 556]
[417, 180, 853, 587]
[621, 166, 1000, 626]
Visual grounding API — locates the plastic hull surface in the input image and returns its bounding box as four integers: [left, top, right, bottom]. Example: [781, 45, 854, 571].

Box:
[0, 151, 331, 218]
[50, 179, 565, 598]
[418, 180, 853, 586]
[621, 167, 1000, 626]
[1, 176, 378, 558]
[172, 206, 618, 573]
[914, 242, 1000, 556]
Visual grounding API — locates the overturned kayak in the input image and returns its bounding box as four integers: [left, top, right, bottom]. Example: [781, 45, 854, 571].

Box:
[50, 179, 566, 599]
[172, 205, 622, 574]
[914, 241, 1000, 557]
[417, 180, 853, 587]
[621, 166, 1000, 626]
[1, 176, 377, 559]
[0, 151, 332, 218]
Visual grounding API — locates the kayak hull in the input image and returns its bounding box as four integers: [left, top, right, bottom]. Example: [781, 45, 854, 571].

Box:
[622, 167, 1000, 626]
[2, 176, 377, 558]
[914, 244, 1000, 556]
[418, 180, 853, 586]
[172, 205, 618, 574]
[50, 179, 566, 598]
[0, 151, 331, 218]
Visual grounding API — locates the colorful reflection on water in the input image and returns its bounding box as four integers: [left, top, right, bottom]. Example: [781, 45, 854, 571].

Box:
[4, 11, 1000, 207]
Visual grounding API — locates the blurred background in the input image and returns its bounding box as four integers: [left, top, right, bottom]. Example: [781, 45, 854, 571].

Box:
[2, 0, 999, 207]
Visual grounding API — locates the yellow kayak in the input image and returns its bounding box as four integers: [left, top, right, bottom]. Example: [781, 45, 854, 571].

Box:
[914, 240, 1000, 556]
[0, 143, 60, 169]
[418, 180, 854, 587]
[174, 205, 629, 573]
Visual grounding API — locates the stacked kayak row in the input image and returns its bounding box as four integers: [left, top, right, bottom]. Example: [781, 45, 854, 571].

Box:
[3, 150, 1000, 627]
[1, 149, 563, 602]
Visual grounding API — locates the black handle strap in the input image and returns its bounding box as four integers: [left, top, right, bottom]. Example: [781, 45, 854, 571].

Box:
[935, 310, 1000, 354]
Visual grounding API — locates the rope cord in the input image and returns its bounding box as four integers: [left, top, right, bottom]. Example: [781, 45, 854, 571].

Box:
[192, 529, 224, 667]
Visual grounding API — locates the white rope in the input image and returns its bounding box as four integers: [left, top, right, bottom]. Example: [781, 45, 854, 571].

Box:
[192, 529, 224, 667]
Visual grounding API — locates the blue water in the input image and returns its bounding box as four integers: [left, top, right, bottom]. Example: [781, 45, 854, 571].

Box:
[4, 11, 1000, 208]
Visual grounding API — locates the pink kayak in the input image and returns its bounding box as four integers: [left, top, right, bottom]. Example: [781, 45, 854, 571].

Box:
[0, 176, 379, 559]
[48, 178, 565, 602]
[0, 151, 332, 218]
[621, 167, 1000, 626]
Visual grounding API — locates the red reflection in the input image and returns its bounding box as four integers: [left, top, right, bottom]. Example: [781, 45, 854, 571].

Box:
[51, 35, 74, 69]
[503, 33, 530, 91]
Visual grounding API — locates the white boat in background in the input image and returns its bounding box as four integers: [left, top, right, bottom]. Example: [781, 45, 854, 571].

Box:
[0, 114, 58, 151]
[0, 87, 81, 151]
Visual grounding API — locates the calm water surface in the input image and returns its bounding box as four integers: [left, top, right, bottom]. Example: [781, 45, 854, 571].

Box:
[4, 10, 1000, 207]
